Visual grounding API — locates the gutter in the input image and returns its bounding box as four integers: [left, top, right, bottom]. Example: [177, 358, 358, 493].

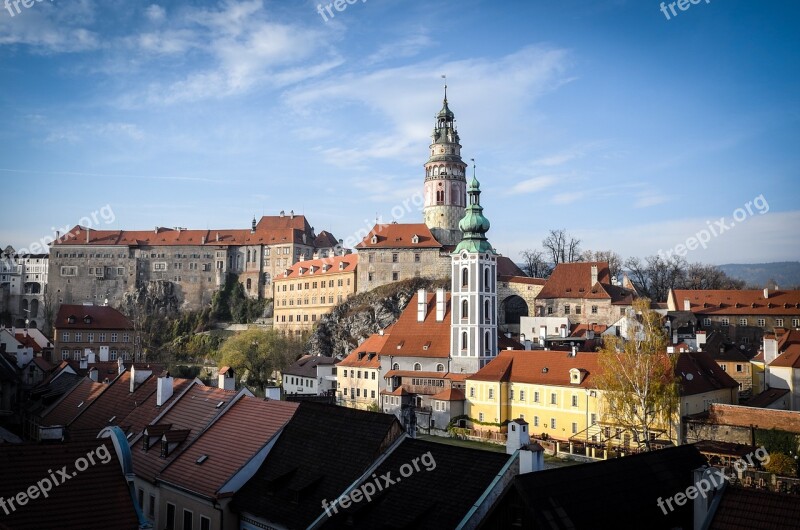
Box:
[455, 449, 518, 530]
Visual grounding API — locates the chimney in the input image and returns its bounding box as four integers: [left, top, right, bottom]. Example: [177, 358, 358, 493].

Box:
[378, 328, 385, 336]
[290, 210, 294, 219]
[79, 356, 88, 370]
[696, 331, 707, 350]
[417, 289, 427, 322]
[539, 325, 547, 344]
[506, 418, 531, 454]
[201, 235, 206, 244]
[590, 265, 598, 285]
[683, 299, 691, 311]
[84, 348, 96, 364]
[280, 210, 285, 217]
[154, 226, 158, 234]
[764, 288, 769, 299]
[763, 335, 778, 364]
[15, 346, 32, 369]
[131, 366, 152, 393]
[88, 367, 98, 382]
[117, 356, 124, 374]
[435, 288, 445, 322]
[99, 345, 109, 362]
[559, 325, 568, 339]
[218, 367, 235, 391]
[216, 232, 220, 242]
[519, 442, 546, 475]
[570, 345, 577, 357]
[157, 372, 174, 406]
[86, 228, 90, 244]
[524, 340, 532, 350]
[130, 365, 136, 392]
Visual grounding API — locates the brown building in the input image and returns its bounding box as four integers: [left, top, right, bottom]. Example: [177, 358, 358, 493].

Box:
[534, 261, 637, 327]
[53, 304, 136, 362]
[272, 254, 357, 335]
[668, 288, 800, 346]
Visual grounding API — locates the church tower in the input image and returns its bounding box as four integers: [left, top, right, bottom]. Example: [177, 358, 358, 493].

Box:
[423, 84, 467, 247]
[450, 169, 498, 374]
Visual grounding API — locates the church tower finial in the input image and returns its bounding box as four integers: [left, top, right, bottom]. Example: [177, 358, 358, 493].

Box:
[423, 80, 467, 247]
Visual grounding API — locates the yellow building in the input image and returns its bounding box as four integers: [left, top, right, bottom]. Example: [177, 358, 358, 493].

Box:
[336, 330, 390, 410]
[466, 350, 604, 443]
[273, 254, 357, 335]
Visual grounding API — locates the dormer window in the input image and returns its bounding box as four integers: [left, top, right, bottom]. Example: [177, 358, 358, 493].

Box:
[412, 235, 419, 244]
[371, 235, 378, 244]
[67, 315, 76, 324]
[569, 368, 581, 385]
[339, 262, 346, 270]
[83, 315, 92, 324]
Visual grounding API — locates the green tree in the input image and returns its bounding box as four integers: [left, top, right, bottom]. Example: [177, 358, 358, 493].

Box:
[765, 453, 798, 477]
[595, 298, 680, 451]
[218, 328, 304, 395]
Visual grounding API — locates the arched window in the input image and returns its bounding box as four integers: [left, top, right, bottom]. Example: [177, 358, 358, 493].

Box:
[246, 249, 251, 262]
[392, 363, 399, 371]
[436, 363, 445, 372]
[413, 363, 422, 371]
[461, 299, 469, 320]
[484, 299, 491, 321]
[461, 332, 468, 351]
[246, 278, 252, 290]
[462, 267, 469, 288]
[485, 331, 491, 351]
[433, 166, 439, 176]
[484, 266, 490, 290]
[436, 189, 445, 204]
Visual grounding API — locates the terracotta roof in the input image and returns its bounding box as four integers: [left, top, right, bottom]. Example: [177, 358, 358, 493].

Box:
[313, 230, 339, 248]
[777, 329, 800, 352]
[430, 388, 465, 401]
[338, 330, 392, 368]
[255, 214, 311, 232]
[14, 333, 42, 353]
[275, 254, 357, 279]
[496, 256, 525, 277]
[54, 304, 133, 330]
[670, 289, 800, 315]
[676, 350, 739, 395]
[537, 262, 633, 302]
[40, 377, 108, 427]
[769, 343, 800, 368]
[381, 387, 409, 396]
[378, 292, 451, 358]
[500, 275, 546, 285]
[355, 223, 442, 249]
[157, 396, 299, 499]
[117, 377, 193, 435]
[132, 383, 239, 484]
[709, 486, 800, 530]
[0, 439, 139, 530]
[232, 402, 403, 529]
[469, 349, 600, 388]
[32, 356, 52, 371]
[283, 355, 337, 378]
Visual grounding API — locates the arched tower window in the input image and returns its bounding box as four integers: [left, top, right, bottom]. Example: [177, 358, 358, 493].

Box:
[484, 331, 491, 351]
[413, 363, 422, 371]
[461, 331, 468, 351]
[484, 299, 491, 321]
[461, 267, 469, 288]
[461, 299, 469, 320]
[392, 363, 399, 370]
[436, 363, 445, 372]
[484, 266, 490, 291]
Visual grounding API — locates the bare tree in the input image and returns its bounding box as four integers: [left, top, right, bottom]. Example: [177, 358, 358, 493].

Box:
[623, 255, 687, 302]
[582, 250, 623, 279]
[519, 249, 552, 278]
[542, 229, 582, 265]
[685, 263, 745, 290]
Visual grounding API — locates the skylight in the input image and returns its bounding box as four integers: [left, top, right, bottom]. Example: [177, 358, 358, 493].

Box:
[196, 455, 208, 464]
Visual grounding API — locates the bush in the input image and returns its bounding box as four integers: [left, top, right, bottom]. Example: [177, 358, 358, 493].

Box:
[765, 453, 798, 477]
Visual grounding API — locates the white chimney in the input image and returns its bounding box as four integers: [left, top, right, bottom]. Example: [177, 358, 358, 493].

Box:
[590, 265, 598, 285]
[117, 356, 124, 374]
[696, 331, 707, 350]
[15, 346, 32, 369]
[79, 356, 88, 370]
[129, 366, 152, 393]
[435, 288, 446, 322]
[417, 289, 427, 322]
[764, 288, 769, 299]
[218, 367, 235, 391]
[157, 373, 174, 406]
[763, 336, 778, 364]
[683, 299, 691, 311]
[559, 325, 568, 339]
[88, 368, 98, 382]
[506, 418, 531, 455]
[519, 443, 545, 475]
[524, 340, 532, 350]
[99, 346, 109, 362]
[539, 325, 547, 344]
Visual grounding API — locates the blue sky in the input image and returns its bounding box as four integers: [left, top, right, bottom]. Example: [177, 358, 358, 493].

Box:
[0, 0, 798, 265]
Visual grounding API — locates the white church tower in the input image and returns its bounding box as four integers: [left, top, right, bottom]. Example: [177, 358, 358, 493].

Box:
[450, 168, 498, 374]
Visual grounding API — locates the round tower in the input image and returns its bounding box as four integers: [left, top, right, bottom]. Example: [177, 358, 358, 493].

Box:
[423, 84, 467, 247]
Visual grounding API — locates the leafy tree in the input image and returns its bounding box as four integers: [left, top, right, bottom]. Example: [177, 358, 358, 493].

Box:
[764, 453, 798, 477]
[595, 298, 680, 450]
[366, 401, 381, 413]
[218, 328, 304, 395]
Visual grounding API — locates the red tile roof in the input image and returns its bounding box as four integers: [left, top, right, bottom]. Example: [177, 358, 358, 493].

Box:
[338, 329, 393, 368]
[275, 254, 357, 279]
[469, 350, 600, 388]
[132, 383, 239, 484]
[158, 396, 299, 499]
[670, 289, 800, 315]
[40, 377, 108, 426]
[14, 333, 42, 353]
[378, 292, 451, 358]
[431, 388, 465, 401]
[709, 486, 800, 530]
[769, 343, 800, 368]
[55, 304, 133, 330]
[497, 256, 526, 277]
[500, 275, 547, 285]
[355, 223, 442, 249]
[537, 262, 634, 303]
[0, 439, 140, 529]
[117, 377, 193, 435]
[675, 350, 739, 395]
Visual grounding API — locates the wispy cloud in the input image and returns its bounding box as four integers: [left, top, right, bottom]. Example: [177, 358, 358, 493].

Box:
[511, 175, 559, 194]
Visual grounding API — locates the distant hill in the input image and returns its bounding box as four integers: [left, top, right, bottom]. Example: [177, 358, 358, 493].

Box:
[718, 262, 800, 289]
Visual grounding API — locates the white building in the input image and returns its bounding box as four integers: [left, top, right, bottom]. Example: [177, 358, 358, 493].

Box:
[281, 355, 337, 396]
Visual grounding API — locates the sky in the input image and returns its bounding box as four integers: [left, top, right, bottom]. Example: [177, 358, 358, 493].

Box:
[0, 0, 798, 265]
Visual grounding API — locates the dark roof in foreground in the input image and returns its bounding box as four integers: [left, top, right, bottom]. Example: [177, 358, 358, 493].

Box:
[233, 402, 403, 529]
[0, 439, 139, 530]
[489, 444, 707, 530]
[709, 486, 800, 530]
[322, 438, 512, 530]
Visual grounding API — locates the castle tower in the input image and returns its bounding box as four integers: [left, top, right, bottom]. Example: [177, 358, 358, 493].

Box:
[423, 84, 467, 247]
[450, 170, 498, 374]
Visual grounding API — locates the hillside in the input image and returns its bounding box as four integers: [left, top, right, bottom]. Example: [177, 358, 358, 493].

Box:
[306, 277, 449, 358]
[718, 262, 800, 289]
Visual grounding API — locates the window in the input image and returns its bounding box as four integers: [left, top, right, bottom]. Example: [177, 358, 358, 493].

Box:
[564, 304, 570, 314]
[166, 503, 176, 530]
[572, 422, 578, 434]
[479, 412, 484, 422]
[703, 317, 711, 326]
[736, 364, 744, 373]
[61, 349, 69, 360]
[99, 333, 106, 342]
[200, 516, 211, 530]
[60, 266, 77, 276]
[575, 305, 581, 315]
[571, 395, 578, 407]
[488, 388, 494, 400]
[392, 272, 399, 281]
[87, 333, 94, 342]
[591, 305, 598, 314]
[392, 253, 398, 263]
[110, 350, 117, 361]
[793, 319, 800, 328]
[183, 509, 193, 530]
[547, 306, 553, 315]
[519, 390, 525, 401]
[436, 363, 444, 372]
[739, 318, 748, 326]
[371, 372, 376, 380]
[484, 300, 491, 321]
[148, 494, 155, 518]
[509, 389, 514, 401]
[550, 393, 557, 405]
[534, 391, 540, 403]
[721, 318, 730, 326]
[414, 253, 420, 263]
[758, 318, 766, 327]
[533, 416, 539, 427]
[469, 387, 475, 398]
[721, 364, 727, 371]
[461, 299, 469, 320]
[62, 332, 70, 342]
[392, 363, 399, 370]
[591, 413, 597, 425]
[74, 332, 82, 341]
[776, 318, 784, 327]
[461, 331, 468, 351]
[461, 267, 469, 288]
[551, 418, 556, 429]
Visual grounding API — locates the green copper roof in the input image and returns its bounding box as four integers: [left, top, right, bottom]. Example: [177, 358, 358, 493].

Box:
[454, 176, 495, 254]
[438, 98, 455, 119]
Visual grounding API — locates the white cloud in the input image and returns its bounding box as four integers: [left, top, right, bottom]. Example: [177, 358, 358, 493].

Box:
[145, 4, 167, 24]
[511, 175, 558, 194]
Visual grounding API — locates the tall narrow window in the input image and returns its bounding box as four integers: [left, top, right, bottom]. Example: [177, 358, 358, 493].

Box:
[461, 331, 468, 351]
[483, 266, 490, 290]
[461, 299, 469, 320]
[461, 267, 469, 288]
[484, 300, 491, 321]
[484, 331, 490, 351]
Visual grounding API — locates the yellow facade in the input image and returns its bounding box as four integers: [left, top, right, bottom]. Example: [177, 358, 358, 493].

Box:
[337, 366, 380, 410]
